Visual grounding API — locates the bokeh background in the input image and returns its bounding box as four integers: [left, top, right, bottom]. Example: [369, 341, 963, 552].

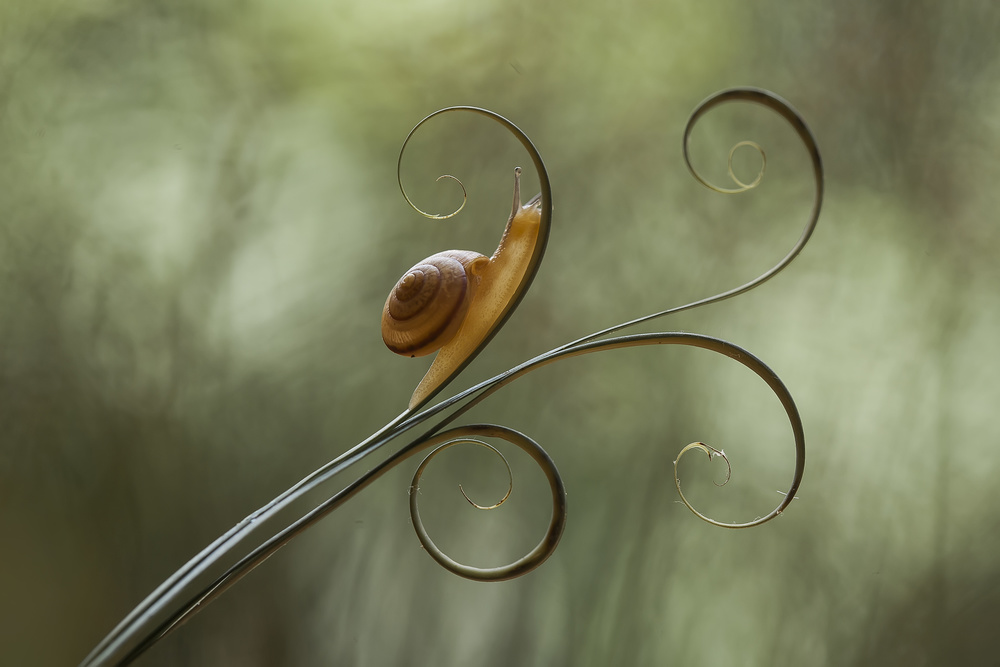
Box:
[3, 0, 1000, 665]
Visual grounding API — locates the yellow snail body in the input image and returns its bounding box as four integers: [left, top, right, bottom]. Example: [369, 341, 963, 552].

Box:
[383, 168, 543, 409]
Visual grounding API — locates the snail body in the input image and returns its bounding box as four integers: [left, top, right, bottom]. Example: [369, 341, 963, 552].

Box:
[383, 167, 544, 409]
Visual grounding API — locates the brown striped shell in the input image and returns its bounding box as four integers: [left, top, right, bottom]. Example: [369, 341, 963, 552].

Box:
[381, 250, 489, 357]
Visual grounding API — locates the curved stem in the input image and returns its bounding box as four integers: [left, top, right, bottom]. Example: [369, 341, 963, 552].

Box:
[409, 426, 567, 581]
[83, 328, 805, 666]
[563, 88, 824, 351]
[77, 409, 413, 666]
[80, 88, 819, 666]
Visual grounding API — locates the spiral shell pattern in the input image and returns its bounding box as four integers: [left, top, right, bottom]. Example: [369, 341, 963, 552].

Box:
[382, 251, 487, 357]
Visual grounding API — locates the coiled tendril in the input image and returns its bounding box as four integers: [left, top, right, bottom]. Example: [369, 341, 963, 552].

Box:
[409, 425, 567, 581]
[80, 87, 822, 667]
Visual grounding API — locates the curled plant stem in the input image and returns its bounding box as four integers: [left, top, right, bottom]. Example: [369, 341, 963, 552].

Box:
[674, 443, 746, 528]
[409, 427, 566, 582]
[675, 442, 732, 487]
[726, 140, 765, 191]
[79, 87, 822, 666]
[439, 439, 515, 510]
[562, 87, 823, 351]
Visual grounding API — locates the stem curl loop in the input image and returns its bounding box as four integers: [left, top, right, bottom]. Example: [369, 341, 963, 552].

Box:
[556, 88, 823, 352]
[451, 440, 513, 510]
[409, 426, 567, 581]
[725, 140, 766, 191]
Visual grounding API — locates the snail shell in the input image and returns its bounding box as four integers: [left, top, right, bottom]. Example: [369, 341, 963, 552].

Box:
[381, 250, 488, 357]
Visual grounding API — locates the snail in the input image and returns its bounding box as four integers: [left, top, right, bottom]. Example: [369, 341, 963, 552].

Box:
[383, 167, 544, 409]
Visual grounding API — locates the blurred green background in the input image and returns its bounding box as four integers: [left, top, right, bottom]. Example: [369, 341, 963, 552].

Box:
[3, 0, 999, 664]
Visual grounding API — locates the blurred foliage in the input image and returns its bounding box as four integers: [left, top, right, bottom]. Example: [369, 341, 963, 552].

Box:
[2, 0, 1000, 665]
